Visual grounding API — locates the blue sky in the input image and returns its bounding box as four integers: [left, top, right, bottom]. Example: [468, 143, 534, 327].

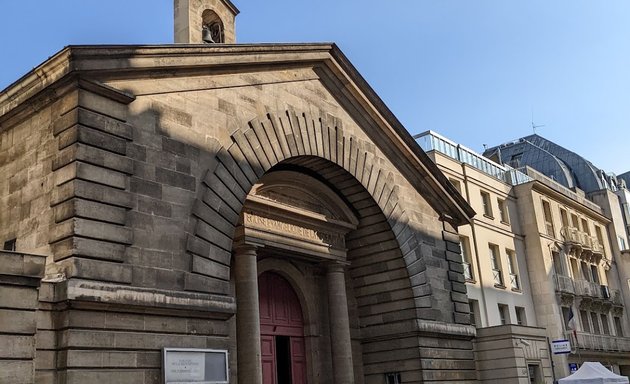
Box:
[1, 1, 628, 174]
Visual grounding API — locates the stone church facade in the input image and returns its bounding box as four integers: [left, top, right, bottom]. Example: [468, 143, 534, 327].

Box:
[0, 1, 478, 383]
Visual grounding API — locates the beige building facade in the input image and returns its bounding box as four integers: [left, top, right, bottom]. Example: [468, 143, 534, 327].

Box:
[417, 131, 553, 383]
[514, 168, 630, 378]
[417, 130, 630, 382]
[0, 2, 482, 384]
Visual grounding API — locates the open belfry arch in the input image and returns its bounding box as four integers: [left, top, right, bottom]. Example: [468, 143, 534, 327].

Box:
[0, 1, 478, 383]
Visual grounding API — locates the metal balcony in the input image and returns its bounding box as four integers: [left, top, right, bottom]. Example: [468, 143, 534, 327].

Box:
[492, 269, 504, 287]
[509, 273, 520, 291]
[462, 261, 473, 281]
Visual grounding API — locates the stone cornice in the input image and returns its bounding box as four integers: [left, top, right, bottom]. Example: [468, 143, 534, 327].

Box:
[518, 180, 611, 224]
[0, 43, 474, 225]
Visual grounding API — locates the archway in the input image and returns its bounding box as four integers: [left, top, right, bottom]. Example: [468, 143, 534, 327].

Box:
[259, 272, 306, 384]
[186, 108, 471, 383]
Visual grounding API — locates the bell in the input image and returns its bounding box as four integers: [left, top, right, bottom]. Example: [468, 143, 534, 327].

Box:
[202, 27, 215, 43]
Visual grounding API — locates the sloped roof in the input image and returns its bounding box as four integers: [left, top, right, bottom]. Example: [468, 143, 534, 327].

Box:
[0, 43, 475, 225]
[484, 134, 605, 193]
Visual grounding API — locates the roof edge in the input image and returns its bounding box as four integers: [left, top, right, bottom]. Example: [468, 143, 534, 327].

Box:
[0, 42, 474, 225]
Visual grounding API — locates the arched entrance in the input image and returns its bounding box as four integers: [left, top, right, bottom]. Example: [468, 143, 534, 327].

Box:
[259, 272, 306, 384]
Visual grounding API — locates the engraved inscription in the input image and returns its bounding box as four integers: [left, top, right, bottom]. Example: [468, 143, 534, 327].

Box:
[244, 211, 344, 248]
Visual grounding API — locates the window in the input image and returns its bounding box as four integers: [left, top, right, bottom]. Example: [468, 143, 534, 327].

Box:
[542, 200, 555, 237]
[489, 244, 504, 287]
[460, 236, 474, 281]
[515, 306, 527, 325]
[581, 261, 591, 281]
[560, 208, 569, 228]
[469, 299, 480, 328]
[2, 238, 16, 251]
[590, 312, 601, 334]
[528, 364, 541, 384]
[580, 310, 591, 333]
[595, 226, 604, 244]
[449, 178, 462, 194]
[614, 317, 624, 336]
[561, 307, 571, 330]
[619, 236, 627, 251]
[553, 252, 564, 276]
[590, 265, 600, 284]
[571, 213, 580, 229]
[509, 153, 523, 168]
[498, 304, 510, 325]
[385, 372, 401, 384]
[581, 218, 590, 235]
[570, 258, 580, 279]
[601, 314, 610, 335]
[506, 249, 520, 290]
[481, 191, 493, 217]
[593, 226, 606, 256]
[498, 198, 509, 223]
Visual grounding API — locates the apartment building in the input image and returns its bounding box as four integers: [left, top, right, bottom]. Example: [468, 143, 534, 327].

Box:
[416, 131, 553, 383]
[513, 167, 630, 377]
[417, 130, 630, 382]
[485, 135, 630, 311]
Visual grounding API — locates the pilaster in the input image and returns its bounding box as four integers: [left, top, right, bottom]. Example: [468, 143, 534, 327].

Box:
[49, 80, 135, 283]
[234, 244, 263, 384]
[327, 261, 354, 384]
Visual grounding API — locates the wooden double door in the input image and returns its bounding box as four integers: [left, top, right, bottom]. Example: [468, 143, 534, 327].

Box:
[259, 272, 307, 384]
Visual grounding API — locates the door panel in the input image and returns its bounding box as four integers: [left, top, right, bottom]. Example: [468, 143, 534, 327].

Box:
[290, 336, 307, 384]
[259, 272, 307, 384]
[261, 335, 276, 384]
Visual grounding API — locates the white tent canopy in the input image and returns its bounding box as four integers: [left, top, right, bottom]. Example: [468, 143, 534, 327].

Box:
[559, 362, 629, 384]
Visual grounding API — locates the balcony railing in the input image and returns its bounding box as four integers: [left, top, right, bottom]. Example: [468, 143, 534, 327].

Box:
[509, 273, 520, 290]
[554, 274, 575, 295]
[560, 227, 605, 256]
[462, 262, 473, 281]
[571, 331, 630, 353]
[414, 131, 533, 186]
[574, 280, 602, 298]
[493, 269, 504, 287]
[561, 226, 584, 245]
[591, 239, 605, 256]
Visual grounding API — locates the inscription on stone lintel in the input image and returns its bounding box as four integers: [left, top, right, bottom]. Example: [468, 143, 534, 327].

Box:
[244, 211, 344, 248]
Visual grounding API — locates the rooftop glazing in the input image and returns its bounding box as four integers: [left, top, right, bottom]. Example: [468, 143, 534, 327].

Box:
[414, 130, 532, 186]
[414, 130, 604, 214]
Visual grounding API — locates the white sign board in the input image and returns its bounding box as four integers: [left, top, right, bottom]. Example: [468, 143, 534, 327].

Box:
[165, 351, 206, 381]
[163, 348, 228, 383]
[551, 339, 571, 354]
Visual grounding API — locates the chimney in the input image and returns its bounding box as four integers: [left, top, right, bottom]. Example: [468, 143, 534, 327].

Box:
[174, 0, 239, 44]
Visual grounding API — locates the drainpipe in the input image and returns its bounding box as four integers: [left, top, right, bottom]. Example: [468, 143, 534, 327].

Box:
[462, 164, 490, 327]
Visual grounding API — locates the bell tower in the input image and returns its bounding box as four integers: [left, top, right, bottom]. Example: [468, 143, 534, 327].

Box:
[174, 0, 239, 44]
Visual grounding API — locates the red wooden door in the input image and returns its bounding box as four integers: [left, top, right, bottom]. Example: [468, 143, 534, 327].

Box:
[259, 272, 307, 384]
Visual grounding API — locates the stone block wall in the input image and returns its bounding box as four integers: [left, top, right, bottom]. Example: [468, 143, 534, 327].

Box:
[49, 83, 135, 283]
[0, 251, 46, 384]
[0, 46, 479, 383]
[474, 325, 553, 383]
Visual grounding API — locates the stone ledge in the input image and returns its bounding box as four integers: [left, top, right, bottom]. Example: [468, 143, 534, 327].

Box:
[49, 279, 235, 318]
[0, 251, 46, 283]
[360, 318, 476, 341]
